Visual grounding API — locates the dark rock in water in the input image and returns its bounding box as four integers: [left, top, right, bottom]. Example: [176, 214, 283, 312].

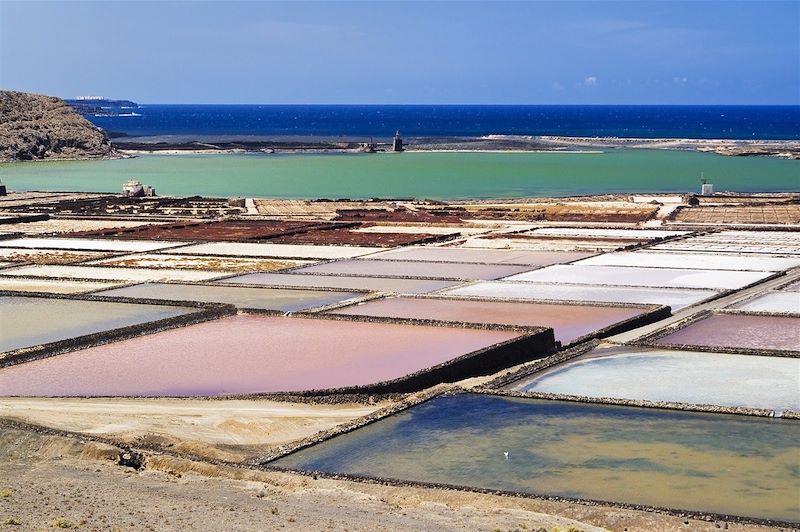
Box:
[0, 90, 113, 161]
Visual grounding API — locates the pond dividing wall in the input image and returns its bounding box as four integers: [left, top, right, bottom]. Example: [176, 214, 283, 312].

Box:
[327, 297, 660, 344]
[97, 283, 363, 312]
[0, 295, 197, 354]
[653, 313, 800, 353]
[512, 345, 800, 411]
[272, 393, 800, 523]
[0, 315, 552, 397]
[217, 272, 459, 294]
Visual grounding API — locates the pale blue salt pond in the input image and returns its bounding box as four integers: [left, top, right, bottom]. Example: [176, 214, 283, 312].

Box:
[513, 346, 800, 411]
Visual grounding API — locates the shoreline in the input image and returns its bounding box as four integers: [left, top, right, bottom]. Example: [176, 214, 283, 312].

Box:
[3, 134, 799, 163]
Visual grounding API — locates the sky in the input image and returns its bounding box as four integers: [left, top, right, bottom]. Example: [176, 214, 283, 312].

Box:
[1, 0, 798, 105]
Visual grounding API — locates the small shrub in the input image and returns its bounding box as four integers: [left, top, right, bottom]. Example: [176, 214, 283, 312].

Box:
[52, 517, 78, 529]
[2, 517, 22, 526]
[0, 489, 13, 498]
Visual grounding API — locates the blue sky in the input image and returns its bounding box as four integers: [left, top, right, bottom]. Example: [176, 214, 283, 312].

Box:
[1, 0, 798, 104]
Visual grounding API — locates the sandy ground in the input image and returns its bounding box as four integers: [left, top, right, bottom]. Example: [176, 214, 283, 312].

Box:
[0, 398, 390, 463]
[0, 425, 777, 532]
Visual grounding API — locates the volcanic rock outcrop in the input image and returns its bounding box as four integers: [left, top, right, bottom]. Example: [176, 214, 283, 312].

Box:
[0, 90, 113, 161]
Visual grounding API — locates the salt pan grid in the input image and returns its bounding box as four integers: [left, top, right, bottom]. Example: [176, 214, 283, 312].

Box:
[0, 265, 226, 283]
[574, 251, 800, 272]
[98, 283, 363, 312]
[503, 264, 770, 290]
[0, 295, 196, 353]
[513, 345, 800, 411]
[327, 296, 651, 344]
[217, 272, 459, 294]
[443, 281, 717, 310]
[169, 242, 382, 259]
[0, 237, 189, 253]
[292, 259, 532, 281]
[366, 247, 594, 266]
[0, 314, 522, 396]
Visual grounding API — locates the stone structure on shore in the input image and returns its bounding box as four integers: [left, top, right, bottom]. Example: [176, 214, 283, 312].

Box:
[0, 90, 113, 161]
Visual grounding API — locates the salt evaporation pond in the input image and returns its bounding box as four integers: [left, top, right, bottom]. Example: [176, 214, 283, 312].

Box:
[217, 272, 458, 294]
[98, 283, 362, 311]
[0, 278, 124, 294]
[656, 313, 800, 352]
[273, 394, 800, 522]
[444, 281, 716, 310]
[328, 297, 647, 344]
[504, 264, 769, 290]
[0, 315, 520, 396]
[575, 251, 800, 272]
[0, 264, 227, 283]
[368, 247, 594, 266]
[732, 292, 800, 314]
[514, 346, 800, 411]
[782, 280, 800, 292]
[0, 296, 195, 353]
[0, 237, 188, 253]
[171, 242, 381, 259]
[294, 260, 532, 280]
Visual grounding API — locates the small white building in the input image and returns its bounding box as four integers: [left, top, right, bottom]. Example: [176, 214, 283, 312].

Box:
[122, 180, 155, 197]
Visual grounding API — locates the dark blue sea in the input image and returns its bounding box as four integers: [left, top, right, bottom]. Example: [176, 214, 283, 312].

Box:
[87, 105, 800, 140]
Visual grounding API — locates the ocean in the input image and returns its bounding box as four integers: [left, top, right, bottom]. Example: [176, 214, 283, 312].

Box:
[2, 150, 797, 199]
[88, 105, 800, 140]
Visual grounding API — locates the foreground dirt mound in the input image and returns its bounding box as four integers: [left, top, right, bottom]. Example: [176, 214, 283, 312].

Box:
[0, 90, 112, 161]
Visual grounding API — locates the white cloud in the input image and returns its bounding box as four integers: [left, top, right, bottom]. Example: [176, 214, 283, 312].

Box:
[583, 76, 598, 87]
[673, 76, 688, 86]
[551, 81, 563, 91]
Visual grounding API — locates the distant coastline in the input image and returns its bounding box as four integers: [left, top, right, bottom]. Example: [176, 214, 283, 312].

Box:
[111, 135, 800, 159]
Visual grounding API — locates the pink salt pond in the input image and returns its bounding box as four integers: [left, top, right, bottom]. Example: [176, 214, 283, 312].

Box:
[327, 297, 649, 344]
[655, 313, 800, 352]
[0, 315, 521, 397]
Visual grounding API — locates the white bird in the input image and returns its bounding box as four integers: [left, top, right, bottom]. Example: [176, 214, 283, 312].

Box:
[503, 452, 509, 460]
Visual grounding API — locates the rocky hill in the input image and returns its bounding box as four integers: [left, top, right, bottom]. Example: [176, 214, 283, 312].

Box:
[0, 91, 113, 161]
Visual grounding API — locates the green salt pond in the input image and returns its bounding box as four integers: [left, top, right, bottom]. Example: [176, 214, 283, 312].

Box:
[2, 150, 797, 199]
[0, 295, 195, 353]
[274, 394, 800, 522]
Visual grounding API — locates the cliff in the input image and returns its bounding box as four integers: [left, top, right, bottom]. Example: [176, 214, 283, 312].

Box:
[0, 91, 113, 161]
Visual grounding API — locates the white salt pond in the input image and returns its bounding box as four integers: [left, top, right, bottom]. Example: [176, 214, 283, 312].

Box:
[443, 281, 717, 310]
[504, 264, 770, 290]
[514, 346, 800, 411]
[0, 277, 123, 294]
[574, 251, 800, 272]
[0, 265, 226, 283]
[368, 247, 594, 265]
[732, 292, 800, 314]
[0, 237, 188, 253]
[527, 228, 689, 239]
[169, 242, 382, 259]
